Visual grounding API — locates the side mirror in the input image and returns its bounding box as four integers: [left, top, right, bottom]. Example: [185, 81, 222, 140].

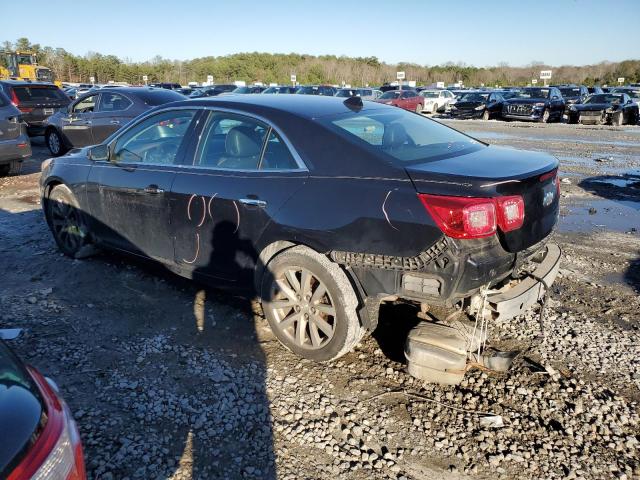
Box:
[88, 144, 109, 161]
[552, 95, 559, 100]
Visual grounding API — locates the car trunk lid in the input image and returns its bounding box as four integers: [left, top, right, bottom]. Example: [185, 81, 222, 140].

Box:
[405, 145, 559, 252]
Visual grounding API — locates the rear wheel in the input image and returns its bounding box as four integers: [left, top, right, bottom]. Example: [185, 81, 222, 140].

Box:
[0, 160, 22, 177]
[46, 129, 68, 157]
[262, 246, 365, 362]
[432, 103, 438, 114]
[45, 185, 90, 257]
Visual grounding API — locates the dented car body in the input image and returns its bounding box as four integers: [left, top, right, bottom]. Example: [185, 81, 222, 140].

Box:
[40, 95, 560, 365]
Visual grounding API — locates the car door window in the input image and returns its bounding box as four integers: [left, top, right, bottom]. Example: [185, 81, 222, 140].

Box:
[260, 131, 298, 170]
[73, 95, 98, 114]
[98, 92, 132, 112]
[196, 113, 269, 170]
[111, 109, 197, 165]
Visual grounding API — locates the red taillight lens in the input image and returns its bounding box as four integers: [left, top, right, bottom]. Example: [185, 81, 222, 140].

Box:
[17, 106, 34, 113]
[7, 368, 86, 480]
[419, 193, 525, 239]
[496, 195, 525, 232]
[419, 194, 497, 239]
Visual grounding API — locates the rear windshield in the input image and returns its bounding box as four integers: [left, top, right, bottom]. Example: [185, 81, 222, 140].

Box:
[137, 89, 185, 105]
[12, 86, 67, 102]
[612, 88, 640, 99]
[320, 109, 483, 164]
[459, 92, 489, 102]
[512, 88, 550, 99]
[559, 87, 581, 97]
[584, 94, 624, 104]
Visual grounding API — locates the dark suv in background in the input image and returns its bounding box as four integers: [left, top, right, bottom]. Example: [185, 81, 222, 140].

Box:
[501, 87, 565, 122]
[0, 81, 70, 136]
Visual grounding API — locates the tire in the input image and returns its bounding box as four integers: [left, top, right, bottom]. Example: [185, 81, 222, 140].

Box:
[46, 129, 68, 157]
[613, 112, 623, 127]
[416, 103, 423, 114]
[261, 245, 365, 362]
[482, 109, 490, 121]
[0, 160, 22, 177]
[541, 109, 550, 123]
[432, 103, 438, 114]
[44, 185, 91, 257]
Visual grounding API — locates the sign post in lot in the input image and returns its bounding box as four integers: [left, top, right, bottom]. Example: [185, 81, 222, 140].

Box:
[532, 79, 538, 85]
[206, 75, 213, 86]
[397, 71, 405, 88]
[618, 77, 625, 85]
[90, 76, 95, 85]
[142, 75, 148, 85]
[540, 70, 552, 86]
[290, 74, 297, 87]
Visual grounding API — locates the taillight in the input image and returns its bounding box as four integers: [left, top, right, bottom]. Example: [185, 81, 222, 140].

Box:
[419, 193, 525, 239]
[17, 106, 34, 113]
[7, 368, 86, 480]
[419, 194, 497, 239]
[495, 196, 525, 232]
[10, 89, 19, 106]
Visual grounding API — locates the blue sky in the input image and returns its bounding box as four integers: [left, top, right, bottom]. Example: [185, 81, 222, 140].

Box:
[3, 0, 639, 66]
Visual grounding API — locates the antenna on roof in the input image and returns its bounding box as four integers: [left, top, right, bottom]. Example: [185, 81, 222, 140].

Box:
[343, 95, 363, 111]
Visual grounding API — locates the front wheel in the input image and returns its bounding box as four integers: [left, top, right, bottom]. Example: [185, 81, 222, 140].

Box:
[482, 109, 490, 121]
[416, 103, 423, 114]
[44, 185, 90, 257]
[613, 112, 623, 126]
[46, 129, 68, 157]
[541, 109, 550, 123]
[261, 246, 365, 362]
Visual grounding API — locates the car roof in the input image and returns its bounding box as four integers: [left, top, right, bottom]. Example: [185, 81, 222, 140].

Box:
[164, 94, 388, 119]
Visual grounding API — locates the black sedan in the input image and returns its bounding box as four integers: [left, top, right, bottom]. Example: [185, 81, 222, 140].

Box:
[40, 95, 561, 363]
[448, 91, 507, 120]
[501, 87, 565, 122]
[43, 87, 185, 156]
[567, 93, 639, 126]
[0, 337, 86, 479]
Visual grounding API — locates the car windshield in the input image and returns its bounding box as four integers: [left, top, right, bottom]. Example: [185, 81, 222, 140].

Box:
[321, 109, 483, 164]
[501, 91, 520, 99]
[12, 86, 68, 102]
[297, 86, 322, 95]
[584, 94, 624, 105]
[379, 91, 401, 99]
[263, 86, 292, 94]
[512, 88, 550, 99]
[612, 88, 640, 99]
[559, 87, 581, 97]
[232, 87, 251, 94]
[336, 90, 357, 97]
[421, 91, 440, 98]
[459, 93, 489, 102]
[189, 89, 206, 97]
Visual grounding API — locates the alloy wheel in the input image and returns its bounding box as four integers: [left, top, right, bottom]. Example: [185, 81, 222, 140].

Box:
[270, 267, 336, 350]
[48, 131, 60, 154]
[49, 196, 85, 253]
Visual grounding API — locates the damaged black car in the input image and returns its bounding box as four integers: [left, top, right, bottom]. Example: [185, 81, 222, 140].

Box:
[40, 95, 560, 384]
[567, 93, 640, 126]
[448, 91, 507, 120]
[501, 87, 565, 122]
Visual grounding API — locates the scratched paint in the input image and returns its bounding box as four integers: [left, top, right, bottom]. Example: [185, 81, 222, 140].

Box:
[382, 189, 399, 231]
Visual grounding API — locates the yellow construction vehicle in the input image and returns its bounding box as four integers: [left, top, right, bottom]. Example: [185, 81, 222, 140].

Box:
[0, 50, 55, 83]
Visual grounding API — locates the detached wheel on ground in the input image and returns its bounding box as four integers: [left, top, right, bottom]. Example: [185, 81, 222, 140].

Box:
[261, 245, 365, 362]
[44, 185, 91, 257]
[0, 160, 23, 177]
[45, 129, 68, 157]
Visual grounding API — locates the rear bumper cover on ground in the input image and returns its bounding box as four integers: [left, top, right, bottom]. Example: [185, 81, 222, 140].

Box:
[483, 243, 561, 321]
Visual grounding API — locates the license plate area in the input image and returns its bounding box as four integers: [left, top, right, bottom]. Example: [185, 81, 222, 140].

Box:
[44, 108, 54, 115]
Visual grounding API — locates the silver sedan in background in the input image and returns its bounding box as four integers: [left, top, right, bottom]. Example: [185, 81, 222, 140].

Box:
[0, 91, 31, 176]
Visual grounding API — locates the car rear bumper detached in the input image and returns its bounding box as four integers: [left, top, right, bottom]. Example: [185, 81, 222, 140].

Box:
[481, 243, 561, 321]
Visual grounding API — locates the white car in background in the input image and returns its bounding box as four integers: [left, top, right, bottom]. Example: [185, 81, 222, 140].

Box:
[419, 89, 455, 113]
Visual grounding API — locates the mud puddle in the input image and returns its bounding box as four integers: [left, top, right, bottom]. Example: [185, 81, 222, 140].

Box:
[559, 197, 640, 233]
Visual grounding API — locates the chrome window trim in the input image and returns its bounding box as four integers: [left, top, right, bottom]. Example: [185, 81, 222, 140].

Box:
[102, 104, 308, 172]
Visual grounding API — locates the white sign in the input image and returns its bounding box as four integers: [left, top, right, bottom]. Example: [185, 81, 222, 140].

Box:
[540, 70, 552, 80]
[206, 75, 213, 83]
[436, 81, 445, 89]
[90, 76, 95, 83]
[396, 71, 405, 80]
[618, 77, 625, 84]
[532, 79, 538, 84]
[290, 74, 297, 83]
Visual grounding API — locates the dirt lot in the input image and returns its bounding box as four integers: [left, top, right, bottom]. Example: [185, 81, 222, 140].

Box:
[1, 121, 639, 480]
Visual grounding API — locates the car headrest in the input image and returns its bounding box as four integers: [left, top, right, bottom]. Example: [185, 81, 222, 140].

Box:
[225, 126, 262, 157]
[383, 123, 408, 149]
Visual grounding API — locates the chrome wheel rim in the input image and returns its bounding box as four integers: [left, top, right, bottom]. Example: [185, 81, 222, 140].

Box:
[48, 132, 60, 154]
[270, 267, 336, 350]
[49, 197, 84, 252]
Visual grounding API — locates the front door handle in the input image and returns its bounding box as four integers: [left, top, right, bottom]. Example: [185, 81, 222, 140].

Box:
[239, 198, 267, 208]
[110, 120, 120, 125]
[144, 185, 164, 194]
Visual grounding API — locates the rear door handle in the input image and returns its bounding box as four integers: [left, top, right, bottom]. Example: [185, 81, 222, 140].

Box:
[239, 198, 267, 208]
[144, 185, 164, 194]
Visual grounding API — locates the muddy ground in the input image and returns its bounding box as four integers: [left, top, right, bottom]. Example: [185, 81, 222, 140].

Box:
[0, 121, 638, 480]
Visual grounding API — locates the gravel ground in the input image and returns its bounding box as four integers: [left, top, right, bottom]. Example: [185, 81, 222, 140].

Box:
[0, 125, 639, 480]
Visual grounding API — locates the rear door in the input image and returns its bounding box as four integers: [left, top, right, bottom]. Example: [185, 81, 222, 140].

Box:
[61, 94, 98, 147]
[85, 108, 201, 261]
[91, 92, 135, 143]
[170, 109, 308, 285]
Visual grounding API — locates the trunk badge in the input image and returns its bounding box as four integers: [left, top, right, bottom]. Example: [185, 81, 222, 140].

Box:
[543, 188, 555, 207]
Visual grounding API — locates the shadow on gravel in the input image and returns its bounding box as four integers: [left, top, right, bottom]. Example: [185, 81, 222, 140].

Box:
[6, 199, 279, 480]
[372, 302, 421, 364]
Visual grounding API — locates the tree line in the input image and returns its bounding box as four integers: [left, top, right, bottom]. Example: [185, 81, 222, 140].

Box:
[3, 37, 639, 87]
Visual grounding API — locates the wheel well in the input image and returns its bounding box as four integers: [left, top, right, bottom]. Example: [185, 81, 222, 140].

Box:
[254, 240, 297, 296]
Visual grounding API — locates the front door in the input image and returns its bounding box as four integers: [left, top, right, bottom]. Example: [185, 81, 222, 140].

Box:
[61, 93, 98, 147]
[85, 108, 200, 261]
[170, 110, 308, 287]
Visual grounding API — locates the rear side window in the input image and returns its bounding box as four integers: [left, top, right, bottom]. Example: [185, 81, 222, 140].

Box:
[99, 93, 132, 112]
[112, 110, 196, 164]
[261, 131, 298, 170]
[11, 86, 67, 102]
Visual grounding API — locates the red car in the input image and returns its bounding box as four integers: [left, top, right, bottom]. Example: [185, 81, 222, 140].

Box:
[375, 89, 424, 112]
